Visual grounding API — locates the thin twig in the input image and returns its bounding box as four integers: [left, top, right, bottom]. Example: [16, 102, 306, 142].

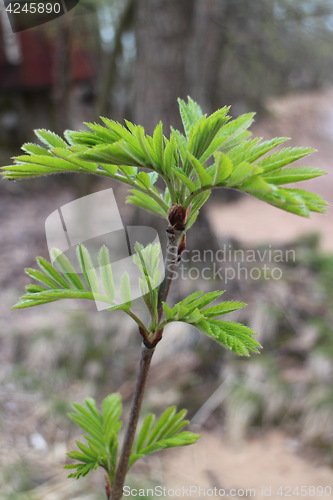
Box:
[157, 226, 184, 322]
[110, 345, 155, 500]
[110, 224, 184, 499]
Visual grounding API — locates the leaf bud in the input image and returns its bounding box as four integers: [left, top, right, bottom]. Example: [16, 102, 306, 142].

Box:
[168, 204, 187, 230]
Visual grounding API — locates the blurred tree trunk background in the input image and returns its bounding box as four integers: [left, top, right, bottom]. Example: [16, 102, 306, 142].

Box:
[133, 0, 228, 124]
[53, 16, 72, 133]
[1, 0, 333, 205]
[132, 0, 223, 252]
[2, 0, 333, 147]
[133, 0, 194, 133]
[190, 0, 227, 113]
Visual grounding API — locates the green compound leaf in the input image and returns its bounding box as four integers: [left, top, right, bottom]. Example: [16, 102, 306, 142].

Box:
[65, 394, 122, 482]
[129, 406, 200, 467]
[1, 98, 326, 221]
[195, 319, 262, 356]
[161, 291, 260, 356]
[185, 191, 211, 230]
[66, 398, 199, 480]
[12, 246, 135, 314]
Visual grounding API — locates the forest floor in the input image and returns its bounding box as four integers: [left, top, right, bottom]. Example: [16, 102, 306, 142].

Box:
[162, 430, 333, 500]
[0, 88, 333, 498]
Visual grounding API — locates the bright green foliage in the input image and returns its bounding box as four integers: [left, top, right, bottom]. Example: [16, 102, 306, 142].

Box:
[132, 242, 161, 328]
[15, 242, 259, 356]
[14, 243, 260, 356]
[130, 406, 200, 467]
[65, 395, 200, 480]
[98, 245, 115, 300]
[160, 291, 261, 356]
[2, 97, 327, 220]
[12, 244, 132, 312]
[65, 394, 122, 481]
[3, 97, 327, 489]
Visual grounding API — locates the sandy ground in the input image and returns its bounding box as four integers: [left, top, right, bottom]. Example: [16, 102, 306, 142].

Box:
[209, 89, 333, 251]
[162, 431, 333, 499]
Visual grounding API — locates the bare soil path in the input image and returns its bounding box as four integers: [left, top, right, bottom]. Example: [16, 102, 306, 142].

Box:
[163, 430, 333, 499]
[209, 88, 333, 251]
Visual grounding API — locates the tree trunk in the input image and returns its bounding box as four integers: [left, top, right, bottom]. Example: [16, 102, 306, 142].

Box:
[132, 0, 222, 254]
[52, 14, 71, 133]
[96, 0, 134, 118]
[133, 0, 195, 134]
[191, 0, 227, 113]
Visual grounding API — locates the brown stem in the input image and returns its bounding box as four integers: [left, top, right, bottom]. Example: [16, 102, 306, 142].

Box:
[110, 344, 155, 500]
[157, 226, 184, 321]
[110, 225, 184, 499]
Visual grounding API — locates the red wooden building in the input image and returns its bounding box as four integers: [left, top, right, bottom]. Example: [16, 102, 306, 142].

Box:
[0, 25, 96, 90]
